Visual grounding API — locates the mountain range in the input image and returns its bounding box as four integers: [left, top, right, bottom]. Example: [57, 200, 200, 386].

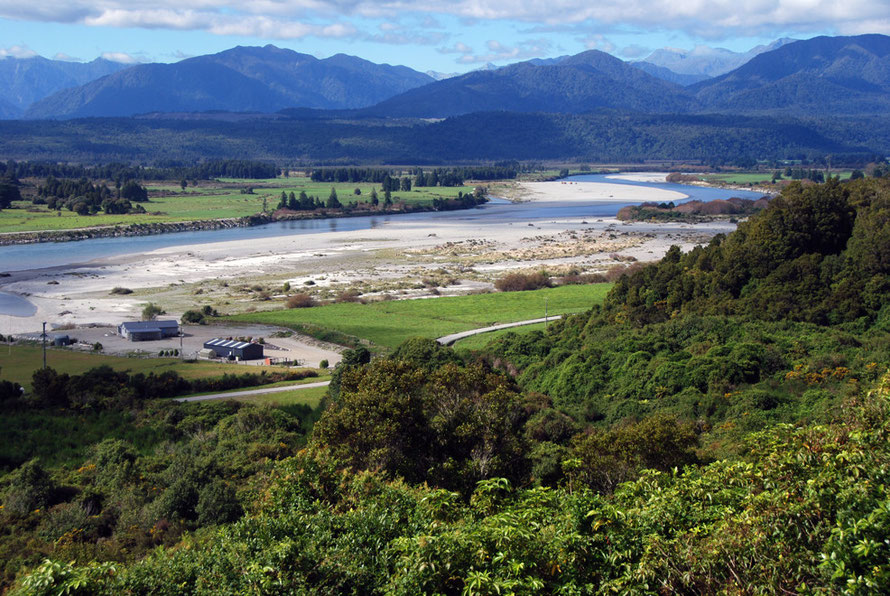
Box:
[0, 56, 129, 118]
[8, 34, 890, 122]
[24, 45, 433, 119]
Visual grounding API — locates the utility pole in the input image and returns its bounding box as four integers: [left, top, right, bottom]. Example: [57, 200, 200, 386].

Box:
[42, 321, 47, 369]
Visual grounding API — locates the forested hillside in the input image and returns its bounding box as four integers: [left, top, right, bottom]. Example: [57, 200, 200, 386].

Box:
[0, 110, 881, 164]
[7, 178, 890, 594]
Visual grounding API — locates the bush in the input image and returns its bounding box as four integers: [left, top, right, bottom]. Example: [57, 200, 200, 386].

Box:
[4, 460, 57, 516]
[335, 289, 363, 303]
[319, 359, 329, 369]
[181, 310, 205, 324]
[142, 303, 165, 321]
[110, 287, 133, 295]
[494, 272, 552, 292]
[286, 293, 315, 309]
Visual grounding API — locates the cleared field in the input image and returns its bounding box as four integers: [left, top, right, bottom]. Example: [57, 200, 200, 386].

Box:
[0, 345, 303, 389]
[1, 176, 473, 234]
[231, 284, 611, 350]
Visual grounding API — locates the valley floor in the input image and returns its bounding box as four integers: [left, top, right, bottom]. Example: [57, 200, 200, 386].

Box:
[0, 176, 734, 348]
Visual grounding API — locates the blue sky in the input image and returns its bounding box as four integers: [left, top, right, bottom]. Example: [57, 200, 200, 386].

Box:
[0, 1, 886, 72]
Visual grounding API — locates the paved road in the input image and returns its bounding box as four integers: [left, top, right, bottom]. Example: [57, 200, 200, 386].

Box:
[174, 380, 331, 402]
[175, 315, 567, 402]
[437, 315, 564, 346]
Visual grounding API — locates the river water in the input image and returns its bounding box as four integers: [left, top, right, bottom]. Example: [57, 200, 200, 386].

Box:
[0, 175, 763, 274]
[0, 175, 765, 316]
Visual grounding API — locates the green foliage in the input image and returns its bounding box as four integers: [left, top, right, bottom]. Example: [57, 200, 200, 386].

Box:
[605, 178, 890, 325]
[19, 384, 890, 594]
[3, 460, 57, 516]
[140, 303, 164, 321]
[565, 415, 699, 494]
[180, 309, 205, 324]
[315, 357, 531, 494]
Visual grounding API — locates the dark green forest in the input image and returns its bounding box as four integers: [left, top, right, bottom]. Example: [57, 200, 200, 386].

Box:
[0, 111, 886, 164]
[5, 178, 890, 594]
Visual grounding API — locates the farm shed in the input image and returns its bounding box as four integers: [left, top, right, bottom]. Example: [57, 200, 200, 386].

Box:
[203, 338, 264, 361]
[119, 320, 180, 341]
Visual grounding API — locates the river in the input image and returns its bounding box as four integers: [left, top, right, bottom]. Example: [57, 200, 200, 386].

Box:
[0, 175, 764, 274]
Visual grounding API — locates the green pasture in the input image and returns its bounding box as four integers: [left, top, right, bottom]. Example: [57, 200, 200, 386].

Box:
[176, 375, 330, 400]
[0, 345, 305, 390]
[231, 284, 611, 350]
[703, 171, 853, 185]
[219, 385, 327, 408]
[453, 321, 548, 351]
[0, 176, 474, 234]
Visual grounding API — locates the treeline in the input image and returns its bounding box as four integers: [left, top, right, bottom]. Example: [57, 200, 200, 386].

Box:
[781, 166, 825, 181]
[431, 189, 487, 211]
[33, 177, 148, 215]
[310, 165, 517, 186]
[14, 365, 316, 411]
[616, 196, 769, 221]
[0, 159, 278, 182]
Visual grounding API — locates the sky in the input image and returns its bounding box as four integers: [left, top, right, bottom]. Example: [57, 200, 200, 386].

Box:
[0, 0, 887, 73]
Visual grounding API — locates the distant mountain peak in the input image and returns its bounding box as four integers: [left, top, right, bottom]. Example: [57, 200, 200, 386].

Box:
[643, 38, 798, 77]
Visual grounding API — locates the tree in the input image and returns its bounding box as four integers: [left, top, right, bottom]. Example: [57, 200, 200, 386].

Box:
[180, 179, 188, 191]
[142, 303, 165, 321]
[327, 187, 341, 209]
[120, 180, 148, 202]
[370, 188, 379, 206]
[0, 181, 20, 209]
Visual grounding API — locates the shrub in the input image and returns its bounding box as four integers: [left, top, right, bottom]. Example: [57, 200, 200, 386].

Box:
[110, 287, 133, 295]
[494, 272, 552, 292]
[142, 303, 165, 321]
[335, 289, 363, 303]
[181, 310, 205, 324]
[4, 460, 57, 516]
[319, 359, 329, 369]
[286, 293, 316, 309]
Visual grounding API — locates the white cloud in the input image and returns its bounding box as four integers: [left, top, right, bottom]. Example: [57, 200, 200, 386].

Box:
[100, 51, 141, 63]
[619, 44, 649, 59]
[52, 52, 82, 61]
[440, 38, 553, 64]
[0, 44, 38, 58]
[580, 34, 615, 53]
[0, 1, 887, 41]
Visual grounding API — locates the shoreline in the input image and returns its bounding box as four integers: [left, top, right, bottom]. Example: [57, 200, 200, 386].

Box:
[0, 202, 454, 247]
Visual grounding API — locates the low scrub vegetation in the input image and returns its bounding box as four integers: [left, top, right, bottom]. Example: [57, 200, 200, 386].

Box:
[494, 271, 552, 292]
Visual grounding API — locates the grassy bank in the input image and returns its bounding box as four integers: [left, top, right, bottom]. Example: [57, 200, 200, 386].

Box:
[0, 176, 473, 234]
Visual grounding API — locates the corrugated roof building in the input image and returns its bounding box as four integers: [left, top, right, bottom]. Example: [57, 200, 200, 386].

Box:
[202, 338, 264, 360]
[119, 320, 180, 341]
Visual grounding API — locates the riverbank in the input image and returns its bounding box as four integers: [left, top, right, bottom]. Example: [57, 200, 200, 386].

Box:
[0, 202, 451, 247]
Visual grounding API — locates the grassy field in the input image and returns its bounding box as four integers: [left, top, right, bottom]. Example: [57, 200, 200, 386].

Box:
[0, 176, 473, 234]
[703, 171, 853, 185]
[231, 284, 611, 350]
[453, 321, 549, 351]
[218, 385, 327, 408]
[0, 345, 307, 389]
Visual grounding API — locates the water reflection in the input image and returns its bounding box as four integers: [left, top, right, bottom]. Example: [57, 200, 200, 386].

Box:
[0, 292, 37, 317]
